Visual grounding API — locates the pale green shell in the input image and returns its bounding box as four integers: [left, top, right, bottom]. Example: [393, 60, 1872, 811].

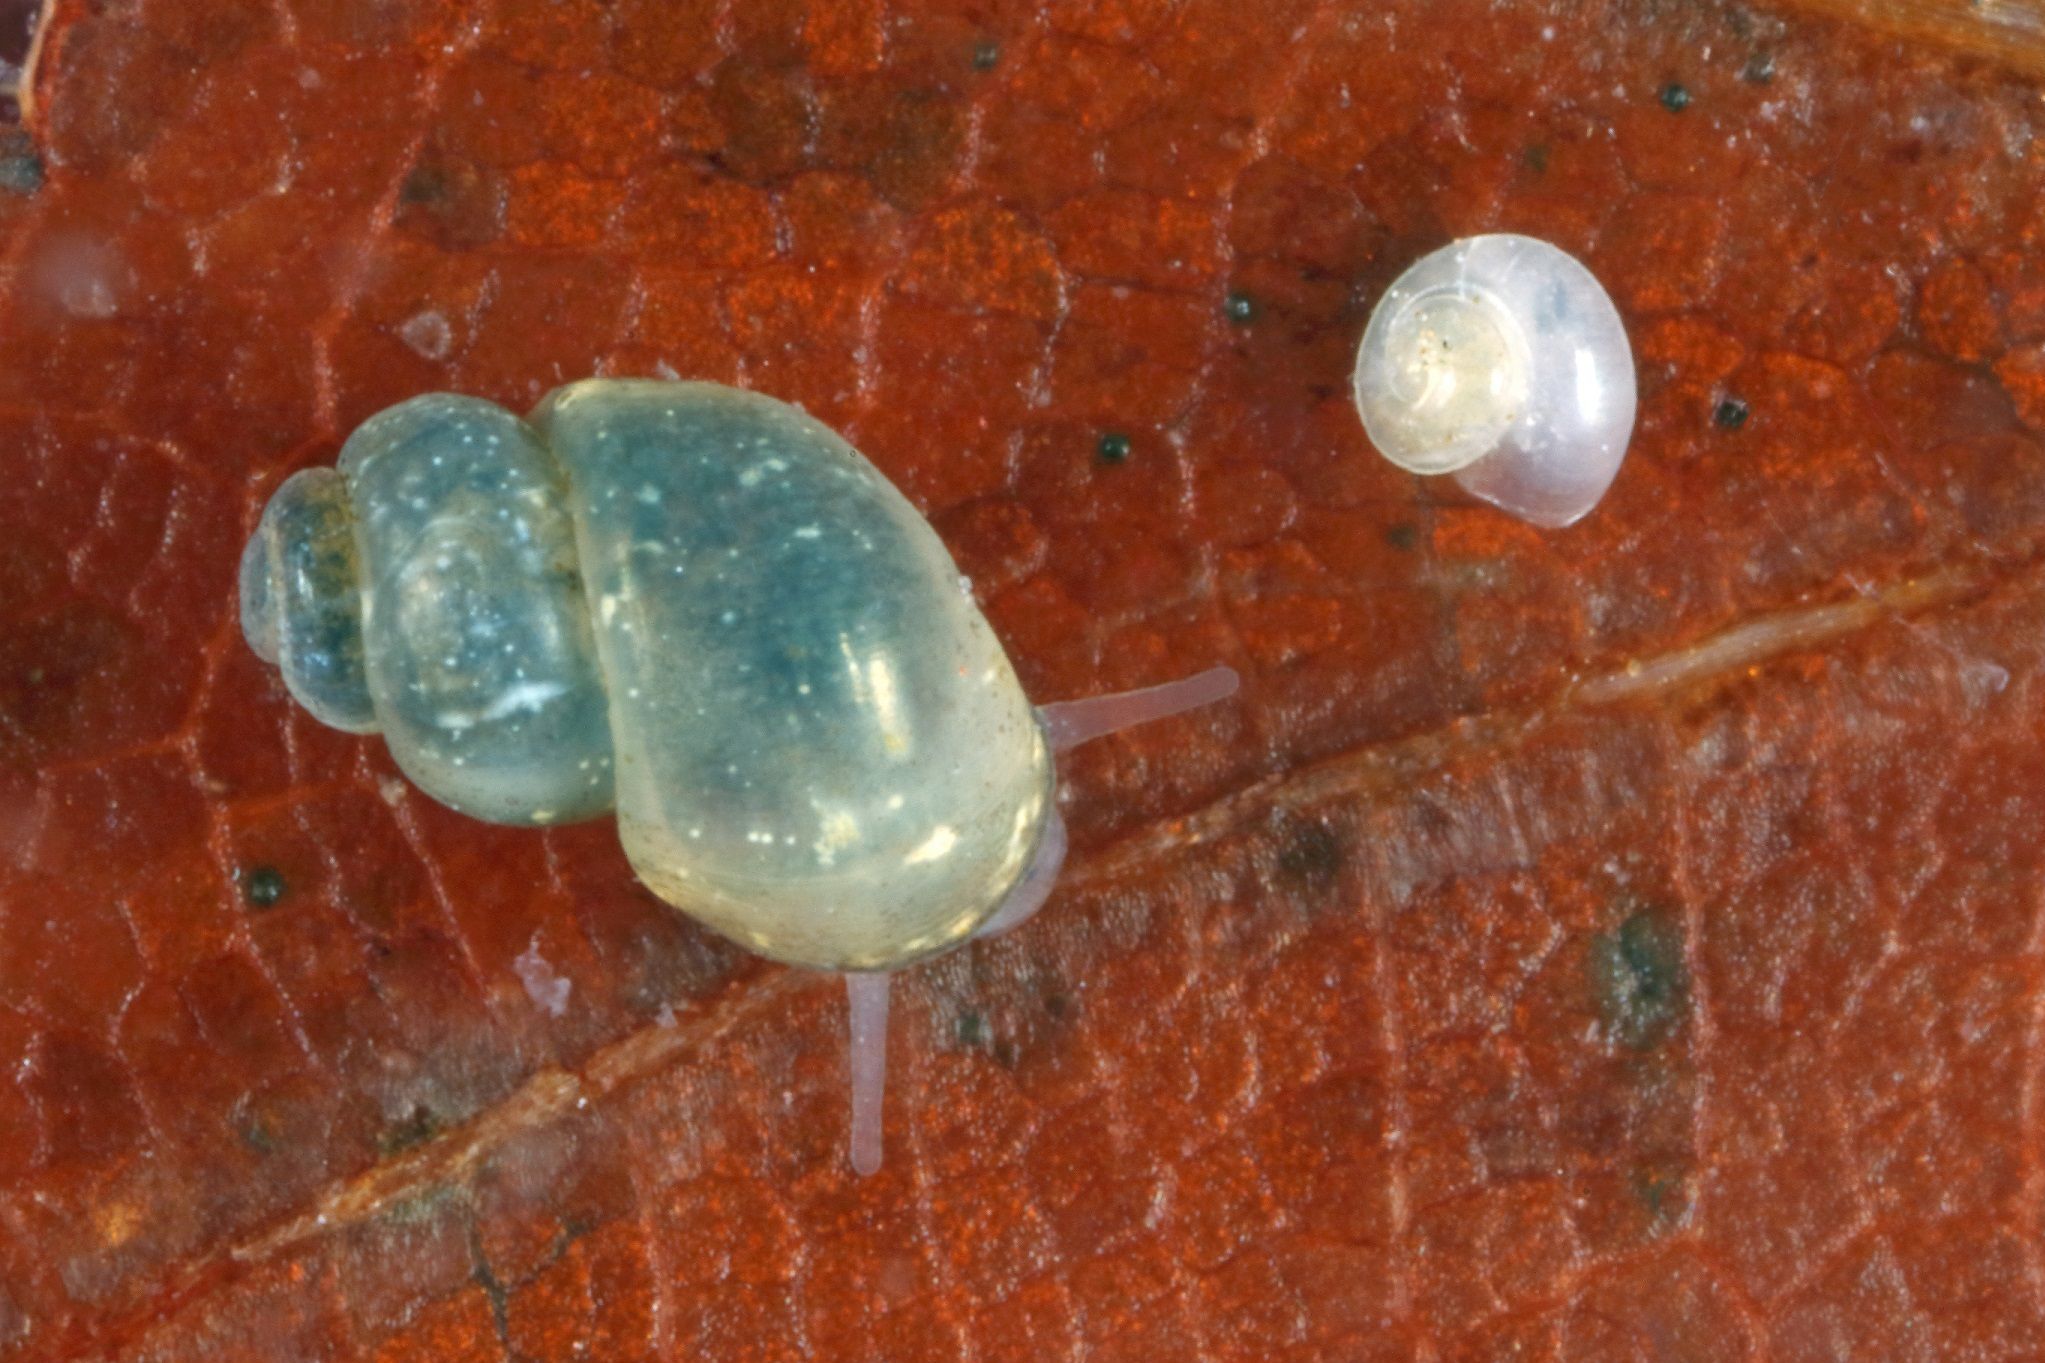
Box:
[240, 379, 1052, 971]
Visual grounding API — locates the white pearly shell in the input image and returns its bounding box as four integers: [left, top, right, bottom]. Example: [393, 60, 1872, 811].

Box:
[1353, 233, 1636, 528]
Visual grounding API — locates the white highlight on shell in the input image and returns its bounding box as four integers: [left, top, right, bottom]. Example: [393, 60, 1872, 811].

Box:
[1353, 233, 1637, 528]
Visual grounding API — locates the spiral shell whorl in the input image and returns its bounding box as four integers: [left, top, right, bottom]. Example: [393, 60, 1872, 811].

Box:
[241, 467, 378, 734]
[242, 399, 618, 825]
[240, 380, 1053, 972]
[1353, 233, 1636, 528]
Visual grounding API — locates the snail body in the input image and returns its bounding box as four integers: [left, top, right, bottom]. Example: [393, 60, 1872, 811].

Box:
[1352, 233, 1636, 528]
[240, 378, 1236, 1172]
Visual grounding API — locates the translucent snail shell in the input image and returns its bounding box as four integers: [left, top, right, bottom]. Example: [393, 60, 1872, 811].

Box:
[242, 379, 1059, 972]
[240, 378, 1238, 1174]
[1352, 233, 1636, 528]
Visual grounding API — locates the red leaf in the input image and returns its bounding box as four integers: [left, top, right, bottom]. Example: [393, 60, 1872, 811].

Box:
[2, 1, 2043, 1359]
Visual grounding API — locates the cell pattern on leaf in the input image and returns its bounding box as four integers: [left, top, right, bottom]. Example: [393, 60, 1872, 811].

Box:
[0, 0, 2041, 1358]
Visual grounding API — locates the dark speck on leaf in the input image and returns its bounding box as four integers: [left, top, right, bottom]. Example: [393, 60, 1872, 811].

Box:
[1044, 990, 1075, 1021]
[1742, 51, 1775, 83]
[1632, 1162, 1691, 1229]
[1384, 522, 1421, 551]
[1523, 143, 1550, 174]
[1592, 909, 1688, 1051]
[238, 865, 288, 910]
[954, 1011, 989, 1048]
[1275, 816, 1344, 904]
[1659, 82, 1691, 112]
[399, 165, 449, 206]
[0, 128, 39, 193]
[0, 150, 40, 195]
[1224, 291, 1259, 324]
[378, 1105, 442, 1156]
[236, 1103, 279, 1155]
[1714, 397, 1749, 430]
[971, 39, 1000, 71]
[394, 155, 504, 250]
[1096, 431, 1132, 465]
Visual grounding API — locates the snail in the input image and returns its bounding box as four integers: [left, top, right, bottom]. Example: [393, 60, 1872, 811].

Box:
[1352, 233, 1636, 528]
[239, 378, 1237, 1176]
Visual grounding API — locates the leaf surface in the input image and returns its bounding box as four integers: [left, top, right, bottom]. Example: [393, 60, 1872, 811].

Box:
[0, 1, 2042, 1358]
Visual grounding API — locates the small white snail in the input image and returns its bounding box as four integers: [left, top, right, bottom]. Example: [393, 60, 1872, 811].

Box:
[1353, 233, 1636, 528]
[239, 379, 1236, 1176]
